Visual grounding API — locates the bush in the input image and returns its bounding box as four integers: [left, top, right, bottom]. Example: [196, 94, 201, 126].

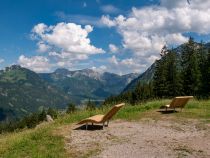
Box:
[66, 103, 76, 113]
[0, 109, 48, 133]
[25, 113, 39, 128]
[47, 108, 58, 119]
[86, 99, 96, 111]
[38, 109, 47, 122]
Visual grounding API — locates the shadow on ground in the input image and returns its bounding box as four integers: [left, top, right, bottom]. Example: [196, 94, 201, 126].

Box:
[74, 124, 107, 131]
[157, 110, 178, 114]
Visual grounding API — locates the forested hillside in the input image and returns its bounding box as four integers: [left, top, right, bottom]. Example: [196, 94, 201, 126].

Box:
[104, 38, 210, 105]
[0, 65, 70, 121]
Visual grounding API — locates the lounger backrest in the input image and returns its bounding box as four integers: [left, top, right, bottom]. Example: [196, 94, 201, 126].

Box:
[102, 103, 125, 122]
[170, 96, 193, 108]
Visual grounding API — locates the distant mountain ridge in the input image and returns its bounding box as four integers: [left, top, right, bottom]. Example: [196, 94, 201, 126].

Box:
[39, 68, 138, 104]
[123, 63, 156, 92]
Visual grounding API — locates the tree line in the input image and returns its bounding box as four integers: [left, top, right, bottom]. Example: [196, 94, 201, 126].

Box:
[104, 38, 210, 105]
[0, 99, 98, 133]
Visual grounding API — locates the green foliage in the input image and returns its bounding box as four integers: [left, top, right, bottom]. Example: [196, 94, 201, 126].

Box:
[104, 82, 154, 105]
[0, 65, 71, 121]
[38, 109, 47, 122]
[154, 48, 182, 97]
[153, 38, 209, 99]
[181, 37, 202, 96]
[0, 109, 49, 133]
[25, 113, 39, 128]
[66, 103, 76, 113]
[106, 38, 210, 105]
[199, 48, 210, 98]
[47, 108, 58, 119]
[86, 99, 96, 111]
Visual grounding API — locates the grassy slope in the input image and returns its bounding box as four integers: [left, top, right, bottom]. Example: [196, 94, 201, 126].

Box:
[0, 99, 209, 158]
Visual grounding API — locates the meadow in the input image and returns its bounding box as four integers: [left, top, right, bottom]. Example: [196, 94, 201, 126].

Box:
[0, 99, 209, 158]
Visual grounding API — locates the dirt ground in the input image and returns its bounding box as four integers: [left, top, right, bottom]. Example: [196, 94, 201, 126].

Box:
[63, 114, 210, 158]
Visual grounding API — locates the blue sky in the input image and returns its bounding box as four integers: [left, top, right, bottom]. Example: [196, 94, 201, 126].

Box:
[0, 0, 210, 74]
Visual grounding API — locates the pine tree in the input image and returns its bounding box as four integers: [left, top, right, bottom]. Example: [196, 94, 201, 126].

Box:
[66, 103, 76, 113]
[198, 42, 210, 98]
[181, 37, 201, 96]
[204, 49, 210, 97]
[86, 99, 96, 110]
[153, 48, 168, 98]
[38, 109, 46, 122]
[165, 50, 182, 97]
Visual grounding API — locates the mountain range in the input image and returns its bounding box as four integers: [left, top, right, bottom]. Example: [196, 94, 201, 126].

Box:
[39, 68, 138, 104]
[0, 65, 138, 121]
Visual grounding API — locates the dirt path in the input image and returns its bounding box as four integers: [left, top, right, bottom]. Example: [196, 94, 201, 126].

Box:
[63, 117, 210, 158]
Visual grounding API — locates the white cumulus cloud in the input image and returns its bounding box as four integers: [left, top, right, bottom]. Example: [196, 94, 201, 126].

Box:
[109, 44, 119, 53]
[101, 0, 210, 72]
[0, 58, 4, 64]
[32, 22, 104, 55]
[30, 22, 105, 71]
[18, 55, 52, 72]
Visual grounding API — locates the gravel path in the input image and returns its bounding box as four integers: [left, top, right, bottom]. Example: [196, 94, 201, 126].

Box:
[65, 117, 210, 158]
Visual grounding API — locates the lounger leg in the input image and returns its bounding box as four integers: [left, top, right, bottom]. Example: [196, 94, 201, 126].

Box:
[174, 108, 175, 112]
[86, 123, 88, 130]
[92, 123, 93, 126]
[107, 120, 109, 127]
[103, 122, 105, 129]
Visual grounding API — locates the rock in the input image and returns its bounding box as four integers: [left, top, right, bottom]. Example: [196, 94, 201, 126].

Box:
[46, 115, 54, 122]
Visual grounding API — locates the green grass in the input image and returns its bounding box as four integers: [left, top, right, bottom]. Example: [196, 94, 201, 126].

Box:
[177, 99, 210, 120]
[0, 99, 209, 158]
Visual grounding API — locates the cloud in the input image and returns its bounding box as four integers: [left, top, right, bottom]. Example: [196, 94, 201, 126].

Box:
[18, 55, 52, 72]
[32, 22, 104, 55]
[109, 44, 119, 53]
[101, 0, 210, 71]
[37, 42, 50, 53]
[83, 2, 87, 8]
[29, 22, 105, 72]
[55, 12, 104, 27]
[100, 5, 121, 14]
[0, 58, 4, 64]
[32, 22, 104, 68]
[91, 65, 107, 73]
[100, 15, 116, 27]
[32, 23, 48, 36]
[160, 0, 210, 9]
[108, 55, 147, 74]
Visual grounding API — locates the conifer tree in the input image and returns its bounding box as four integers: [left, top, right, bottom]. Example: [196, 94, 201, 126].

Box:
[181, 37, 201, 96]
[165, 50, 182, 96]
[153, 46, 168, 98]
[66, 103, 76, 113]
[204, 49, 210, 96]
[86, 99, 96, 110]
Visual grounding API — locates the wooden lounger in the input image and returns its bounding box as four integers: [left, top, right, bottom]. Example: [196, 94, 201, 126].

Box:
[77, 103, 125, 130]
[164, 96, 193, 112]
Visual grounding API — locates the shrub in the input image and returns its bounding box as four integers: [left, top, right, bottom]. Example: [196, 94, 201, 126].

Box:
[66, 103, 76, 113]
